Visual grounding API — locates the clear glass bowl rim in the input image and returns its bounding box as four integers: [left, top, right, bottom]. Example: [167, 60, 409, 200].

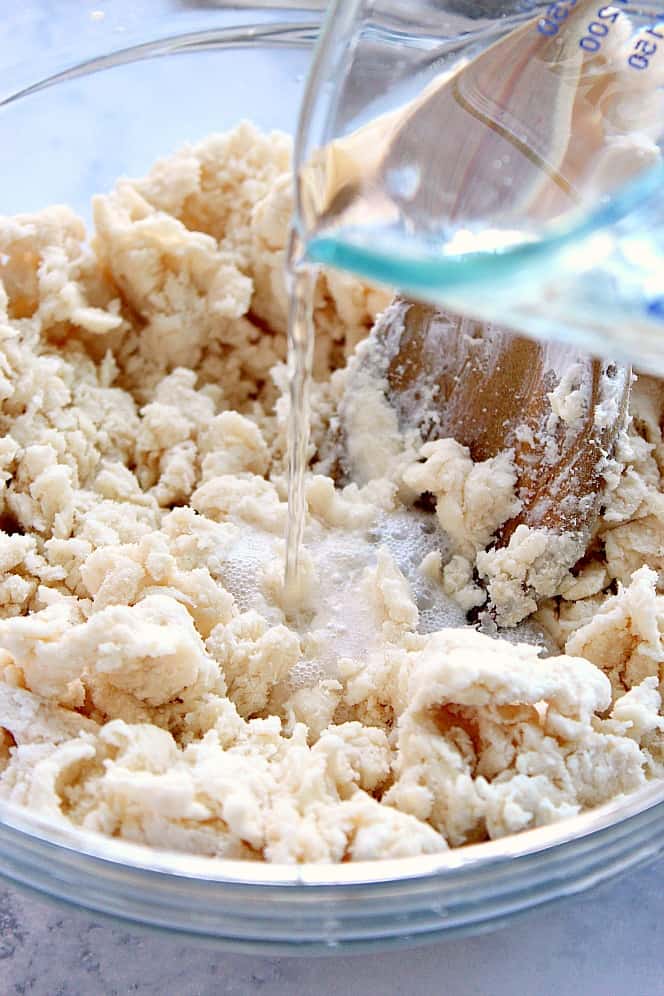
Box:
[0, 6, 663, 949]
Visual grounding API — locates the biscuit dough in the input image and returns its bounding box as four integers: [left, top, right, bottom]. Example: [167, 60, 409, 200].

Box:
[0, 123, 662, 863]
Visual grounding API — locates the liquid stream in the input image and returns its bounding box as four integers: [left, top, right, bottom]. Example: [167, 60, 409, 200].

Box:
[283, 0, 664, 596]
[283, 260, 317, 603]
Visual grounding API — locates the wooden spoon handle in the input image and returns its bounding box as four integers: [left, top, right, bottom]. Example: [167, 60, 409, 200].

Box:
[370, 298, 630, 544]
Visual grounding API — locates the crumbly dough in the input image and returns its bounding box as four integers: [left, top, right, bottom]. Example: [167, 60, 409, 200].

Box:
[0, 123, 662, 864]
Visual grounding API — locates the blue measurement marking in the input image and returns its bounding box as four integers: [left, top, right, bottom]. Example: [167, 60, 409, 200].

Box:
[628, 18, 663, 69]
[537, 0, 579, 37]
[578, 1, 630, 52]
[535, 1, 662, 72]
[647, 298, 664, 320]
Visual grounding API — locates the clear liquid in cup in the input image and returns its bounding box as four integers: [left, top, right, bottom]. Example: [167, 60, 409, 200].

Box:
[294, 0, 664, 367]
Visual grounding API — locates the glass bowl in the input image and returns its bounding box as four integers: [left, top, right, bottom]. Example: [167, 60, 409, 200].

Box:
[0, 1, 663, 954]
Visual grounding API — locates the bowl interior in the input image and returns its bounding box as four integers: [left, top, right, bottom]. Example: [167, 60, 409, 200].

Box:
[0, 18, 663, 898]
[1, 27, 312, 220]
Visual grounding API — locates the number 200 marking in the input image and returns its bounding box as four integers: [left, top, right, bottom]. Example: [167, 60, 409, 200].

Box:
[578, 3, 627, 51]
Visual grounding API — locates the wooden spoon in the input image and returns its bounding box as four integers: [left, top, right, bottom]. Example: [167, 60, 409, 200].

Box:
[336, 298, 630, 583]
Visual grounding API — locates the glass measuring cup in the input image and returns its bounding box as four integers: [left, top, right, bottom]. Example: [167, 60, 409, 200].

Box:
[293, 0, 664, 370]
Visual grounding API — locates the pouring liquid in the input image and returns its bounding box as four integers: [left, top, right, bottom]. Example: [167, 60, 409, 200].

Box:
[284, 0, 664, 589]
[284, 252, 317, 603]
[296, 0, 664, 366]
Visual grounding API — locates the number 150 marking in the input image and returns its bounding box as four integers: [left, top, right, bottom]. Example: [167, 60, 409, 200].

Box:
[628, 23, 664, 70]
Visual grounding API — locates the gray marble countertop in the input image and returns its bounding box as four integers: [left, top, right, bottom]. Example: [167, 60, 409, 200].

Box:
[1, 3, 663, 993]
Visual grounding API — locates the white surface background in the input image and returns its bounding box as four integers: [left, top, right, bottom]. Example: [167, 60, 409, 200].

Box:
[0, 3, 663, 992]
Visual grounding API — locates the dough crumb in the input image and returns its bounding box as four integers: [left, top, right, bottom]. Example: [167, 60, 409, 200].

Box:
[0, 126, 661, 863]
